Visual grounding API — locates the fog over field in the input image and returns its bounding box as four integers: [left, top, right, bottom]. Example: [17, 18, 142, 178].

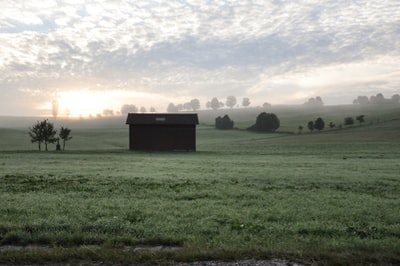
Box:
[1, 1, 399, 117]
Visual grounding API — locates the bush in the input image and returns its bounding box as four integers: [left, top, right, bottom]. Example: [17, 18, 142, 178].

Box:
[215, 115, 234, 130]
[248, 112, 280, 132]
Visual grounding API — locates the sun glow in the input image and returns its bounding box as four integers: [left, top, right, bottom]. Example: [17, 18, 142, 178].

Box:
[57, 90, 118, 118]
[53, 89, 165, 118]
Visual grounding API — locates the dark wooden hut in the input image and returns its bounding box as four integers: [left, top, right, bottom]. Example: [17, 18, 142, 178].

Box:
[126, 113, 199, 151]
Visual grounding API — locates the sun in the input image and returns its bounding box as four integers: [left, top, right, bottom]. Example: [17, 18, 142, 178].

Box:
[57, 90, 110, 118]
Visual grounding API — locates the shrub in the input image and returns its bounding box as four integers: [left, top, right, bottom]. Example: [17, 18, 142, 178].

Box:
[215, 115, 234, 130]
[248, 112, 280, 132]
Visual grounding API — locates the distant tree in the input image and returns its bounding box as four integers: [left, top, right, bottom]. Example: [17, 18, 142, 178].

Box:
[242, 97, 251, 107]
[344, 117, 354, 126]
[304, 97, 323, 107]
[215, 115, 234, 130]
[121, 104, 138, 114]
[149, 107, 156, 112]
[391, 94, 400, 103]
[314, 117, 325, 131]
[205, 101, 211, 109]
[103, 109, 114, 116]
[298, 125, 303, 134]
[190, 98, 201, 111]
[183, 102, 192, 110]
[226, 96, 237, 108]
[140, 106, 147, 113]
[307, 121, 314, 132]
[210, 97, 221, 110]
[353, 96, 370, 105]
[52, 100, 59, 118]
[356, 115, 365, 124]
[59, 126, 72, 151]
[248, 112, 280, 132]
[167, 103, 179, 112]
[29, 119, 57, 151]
[329, 122, 336, 129]
[263, 102, 271, 108]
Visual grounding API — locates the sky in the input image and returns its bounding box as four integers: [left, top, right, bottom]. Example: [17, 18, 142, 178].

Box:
[1, 0, 399, 117]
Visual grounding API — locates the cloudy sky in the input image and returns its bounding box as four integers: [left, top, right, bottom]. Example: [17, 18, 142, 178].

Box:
[1, 0, 399, 117]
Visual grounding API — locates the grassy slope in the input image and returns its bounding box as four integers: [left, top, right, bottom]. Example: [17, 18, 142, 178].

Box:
[0, 104, 400, 265]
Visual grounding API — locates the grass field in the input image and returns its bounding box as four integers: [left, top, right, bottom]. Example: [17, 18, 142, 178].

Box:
[1, 104, 400, 265]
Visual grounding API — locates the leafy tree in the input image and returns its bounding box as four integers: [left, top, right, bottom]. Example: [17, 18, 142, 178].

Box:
[307, 121, 314, 132]
[356, 115, 365, 124]
[304, 97, 323, 107]
[242, 97, 251, 107]
[103, 109, 114, 116]
[59, 127, 72, 151]
[149, 107, 156, 112]
[140, 106, 147, 113]
[215, 115, 234, 130]
[248, 112, 280, 132]
[29, 119, 57, 151]
[391, 94, 400, 103]
[298, 125, 303, 134]
[314, 117, 325, 131]
[121, 104, 138, 114]
[226, 96, 237, 108]
[263, 102, 271, 108]
[210, 97, 221, 110]
[167, 103, 179, 112]
[344, 117, 354, 126]
[190, 98, 200, 111]
[329, 122, 336, 129]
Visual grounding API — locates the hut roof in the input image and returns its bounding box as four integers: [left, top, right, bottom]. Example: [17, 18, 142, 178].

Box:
[126, 113, 199, 125]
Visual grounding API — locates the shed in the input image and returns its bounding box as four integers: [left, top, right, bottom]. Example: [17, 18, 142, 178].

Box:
[126, 113, 199, 151]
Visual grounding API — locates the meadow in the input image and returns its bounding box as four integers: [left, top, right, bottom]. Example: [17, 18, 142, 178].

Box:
[0, 104, 400, 265]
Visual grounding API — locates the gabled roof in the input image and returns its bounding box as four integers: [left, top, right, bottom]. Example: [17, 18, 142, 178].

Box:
[126, 113, 199, 125]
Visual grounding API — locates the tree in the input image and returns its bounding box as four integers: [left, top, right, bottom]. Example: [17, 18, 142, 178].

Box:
[210, 97, 221, 110]
[304, 97, 323, 107]
[190, 98, 200, 111]
[103, 109, 114, 116]
[215, 115, 234, 130]
[344, 117, 354, 126]
[226, 96, 237, 108]
[121, 104, 138, 114]
[391, 94, 400, 103]
[307, 121, 314, 132]
[248, 112, 280, 132]
[263, 102, 271, 108]
[242, 97, 251, 107]
[140, 106, 147, 113]
[329, 122, 336, 129]
[167, 103, 179, 112]
[52, 100, 59, 118]
[59, 127, 72, 151]
[314, 117, 325, 131]
[149, 107, 156, 112]
[29, 119, 57, 151]
[298, 125, 303, 134]
[356, 115, 365, 124]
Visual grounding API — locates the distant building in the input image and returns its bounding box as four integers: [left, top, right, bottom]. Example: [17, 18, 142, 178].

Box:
[126, 113, 199, 151]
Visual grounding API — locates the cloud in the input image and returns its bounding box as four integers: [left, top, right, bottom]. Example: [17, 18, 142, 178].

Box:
[0, 0, 399, 115]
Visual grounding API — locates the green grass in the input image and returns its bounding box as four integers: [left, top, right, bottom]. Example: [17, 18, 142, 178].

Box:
[1, 105, 400, 265]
